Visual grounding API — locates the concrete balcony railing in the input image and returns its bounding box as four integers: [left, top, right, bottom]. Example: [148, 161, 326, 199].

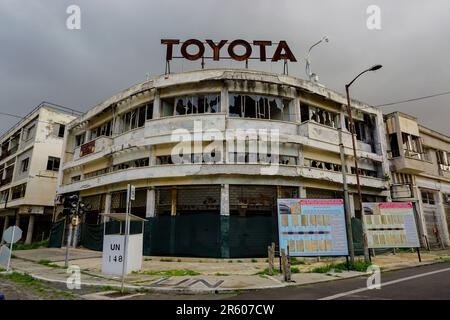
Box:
[298, 121, 377, 154]
[73, 136, 113, 161]
[144, 113, 227, 144]
[391, 184, 414, 199]
[388, 149, 429, 174]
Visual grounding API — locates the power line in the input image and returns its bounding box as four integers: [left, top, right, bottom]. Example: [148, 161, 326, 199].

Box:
[0, 111, 24, 119]
[375, 90, 450, 107]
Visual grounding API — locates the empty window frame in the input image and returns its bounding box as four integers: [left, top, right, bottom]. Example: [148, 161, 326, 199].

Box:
[46, 157, 60, 171]
[57, 124, 66, 138]
[120, 103, 153, 133]
[0, 190, 8, 203]
[421, 191, 436, 205]
[21, 158, 29, 172]
[402, 133, 423, 158]
[75, 133, 86, 147]
[304, 159, 342, 172]
[84, 168, 109, 179]
[437, 150, 450, 171]
[11, 183, 26, 200]
[164, 94, 220, 116]
[23, 124, 36, 141]
[229, 94, 290, 121]
[71, 175, 81, 183]
[113, 158, 149, 171]
[90, 121, 112, 140]
[300, 104, 339, 128]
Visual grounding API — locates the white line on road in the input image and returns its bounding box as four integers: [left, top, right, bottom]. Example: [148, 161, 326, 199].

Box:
[319, 267, 450, 300]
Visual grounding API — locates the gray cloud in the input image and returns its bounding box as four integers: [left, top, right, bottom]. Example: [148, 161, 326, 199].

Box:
[0, 0, 449, 135]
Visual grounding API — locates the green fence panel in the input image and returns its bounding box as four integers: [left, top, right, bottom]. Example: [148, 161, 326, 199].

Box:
[80, 223, 103, 251]
[48, 219, 65, 248]
[229, 216, 278, 258]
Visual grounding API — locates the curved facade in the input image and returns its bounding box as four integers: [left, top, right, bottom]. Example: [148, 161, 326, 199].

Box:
[58, 69, 391, 257]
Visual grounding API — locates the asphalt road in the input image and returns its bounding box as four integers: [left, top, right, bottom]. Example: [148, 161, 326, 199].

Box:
[227, 262, 450, 300]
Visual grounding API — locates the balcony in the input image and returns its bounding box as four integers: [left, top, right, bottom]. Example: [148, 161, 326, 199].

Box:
[389, 149, 428, 174]
[391, 183, 414, 199]
[73, 136, 113, 161]
[298, 121, 378, 154]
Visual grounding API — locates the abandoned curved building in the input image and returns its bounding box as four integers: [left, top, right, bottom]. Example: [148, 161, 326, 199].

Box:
[57, 69, 392, 257]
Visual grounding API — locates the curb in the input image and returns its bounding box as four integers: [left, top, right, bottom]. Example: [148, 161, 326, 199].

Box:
[6, 259, 447, 295]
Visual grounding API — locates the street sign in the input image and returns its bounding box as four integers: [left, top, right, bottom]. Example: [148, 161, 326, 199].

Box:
[2, 226, 22, 244]
[129, 185, 136, 201]
[0, 245, 11, 268]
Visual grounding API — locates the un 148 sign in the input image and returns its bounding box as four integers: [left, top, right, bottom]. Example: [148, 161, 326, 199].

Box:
[101, 234, 143, 275]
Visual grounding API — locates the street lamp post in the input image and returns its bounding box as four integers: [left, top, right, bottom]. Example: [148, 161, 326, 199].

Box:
[305, 36, 329, 81]
[345, 64, 382, 263]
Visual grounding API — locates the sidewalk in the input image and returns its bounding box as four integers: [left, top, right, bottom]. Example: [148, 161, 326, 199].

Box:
[8, 248, 450, 293]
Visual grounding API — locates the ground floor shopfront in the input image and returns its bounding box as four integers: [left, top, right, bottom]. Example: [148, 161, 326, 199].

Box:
[0, 208, 53, 245]
[50, 183, 387, 258]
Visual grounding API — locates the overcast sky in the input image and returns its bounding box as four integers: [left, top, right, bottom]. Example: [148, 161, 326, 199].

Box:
[1, 0, 449, 136]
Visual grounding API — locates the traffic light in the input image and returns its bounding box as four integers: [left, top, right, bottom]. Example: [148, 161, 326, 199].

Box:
[62, 194, 79, 216]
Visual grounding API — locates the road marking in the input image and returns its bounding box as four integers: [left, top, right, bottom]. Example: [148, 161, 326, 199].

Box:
[319, 267, 450, 300]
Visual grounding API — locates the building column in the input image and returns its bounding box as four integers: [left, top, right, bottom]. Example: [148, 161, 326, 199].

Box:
[220, 184, 230, 258]
[171, 187, 177, 216]
[220, 85, 229, 114]
[153, 89, 161, 119]
[437, 192, 450, 246]
[299, 186, 307, 199]
[349, 194, 356, 218]
[103, 193, 112, 222]
[146, 188, 156, 218]
[1, 215, 9, 244]
[220, 184, 230, 216]
[414, 186, 429, 247]
[25, 215, 35, 244]
[15, 213, 20, 226]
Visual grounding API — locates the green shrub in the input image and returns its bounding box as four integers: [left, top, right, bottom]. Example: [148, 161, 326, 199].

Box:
[136, 269, 200, 276]
[310, 260, 371, 273]
[13, 240, 49, 251]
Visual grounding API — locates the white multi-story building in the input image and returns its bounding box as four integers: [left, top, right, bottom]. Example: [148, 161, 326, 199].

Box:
[57, 69, 391, 257]
[386, 112, 450, 248]
[0, 103, 78, 244]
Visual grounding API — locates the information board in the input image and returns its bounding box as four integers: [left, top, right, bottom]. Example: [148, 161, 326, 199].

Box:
[277, 199, 349, 257]
[362, 202, 420, 248]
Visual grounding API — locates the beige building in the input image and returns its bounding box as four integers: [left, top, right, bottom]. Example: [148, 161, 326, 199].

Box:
[0, 103, 78, 244]
[385, 112, 450, 248]
[57, 69, 391, 257]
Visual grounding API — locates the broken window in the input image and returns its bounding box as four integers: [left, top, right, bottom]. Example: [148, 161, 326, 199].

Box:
[120, 103, 153, 133]
[389, 134, 400, 158]
[113, 158, 149, 171]
[229, 94, 290, 121]
[84, 168, 109, 179]
[305, 159, 342, 172]
[90, 121, 112, 140]
[300, 104, 339, 128]
[437, 150, 450, 171]
[11, 183, 26, 200]
[168, 94, 220, 116]
[75, 133, 86, 147]
[402, 132, 424, 159]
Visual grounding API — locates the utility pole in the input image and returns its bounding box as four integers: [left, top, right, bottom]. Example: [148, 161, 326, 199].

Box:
[344, 64, 382, 263]
[338, 122, 355, 263]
